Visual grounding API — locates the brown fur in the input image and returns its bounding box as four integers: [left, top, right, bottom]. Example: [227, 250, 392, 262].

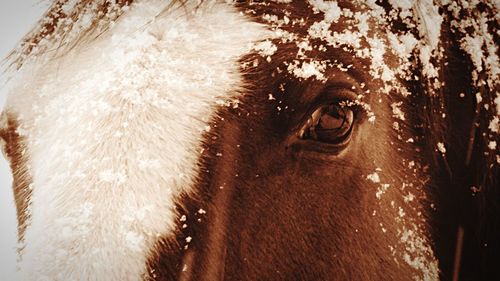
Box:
[0, 113, 32, 245]
[2, 1, 498, 280]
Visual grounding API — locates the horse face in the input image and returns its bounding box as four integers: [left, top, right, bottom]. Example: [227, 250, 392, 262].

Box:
[1, 1, 498, 281]
[151, 2, 438, 280]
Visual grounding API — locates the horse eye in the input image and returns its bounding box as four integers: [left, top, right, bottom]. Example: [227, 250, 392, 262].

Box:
[298, 104, 354, 144]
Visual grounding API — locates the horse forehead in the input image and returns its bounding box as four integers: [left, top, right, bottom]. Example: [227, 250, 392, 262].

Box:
[5, 0, 270, 221]
[6, 2, 271, 122]
[3, 2, 272, 280]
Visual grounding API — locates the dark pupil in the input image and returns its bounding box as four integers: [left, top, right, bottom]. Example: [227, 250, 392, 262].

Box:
[318, 105, 346, 131]
[302, 104, 353, 143]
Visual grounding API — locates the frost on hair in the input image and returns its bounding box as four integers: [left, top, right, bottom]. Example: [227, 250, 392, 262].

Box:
[6, 0, 133, 70]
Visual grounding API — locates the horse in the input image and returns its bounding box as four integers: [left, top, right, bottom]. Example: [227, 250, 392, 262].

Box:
[0, 0, 498, 280]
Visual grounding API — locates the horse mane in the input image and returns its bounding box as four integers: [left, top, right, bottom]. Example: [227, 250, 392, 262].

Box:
[5, 0, 137, 70]
[5, 0, 214, 72]
[419, 2, 499, 278]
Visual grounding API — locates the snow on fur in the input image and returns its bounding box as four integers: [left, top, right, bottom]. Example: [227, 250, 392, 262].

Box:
[1, 0, 498, 280]
[4, 1, 268, 280]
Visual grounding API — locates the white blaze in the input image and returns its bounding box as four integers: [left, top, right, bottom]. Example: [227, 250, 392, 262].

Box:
[3, 1, 268, 280]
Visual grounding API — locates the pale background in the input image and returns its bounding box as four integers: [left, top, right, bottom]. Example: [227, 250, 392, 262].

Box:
[1, 1, 50, 280]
